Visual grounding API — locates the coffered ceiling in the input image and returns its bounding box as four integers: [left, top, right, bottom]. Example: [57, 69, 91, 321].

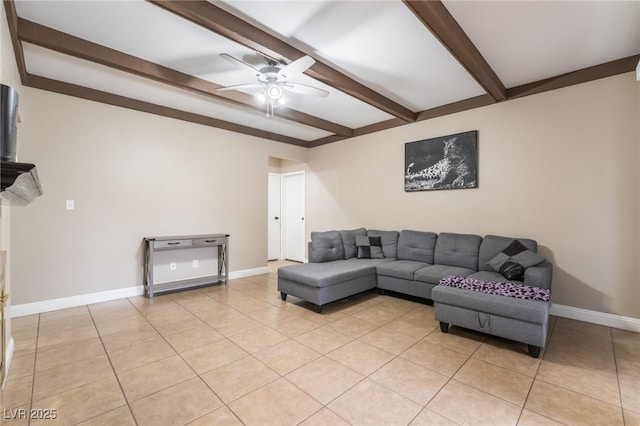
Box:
[5, 1, 639, 148]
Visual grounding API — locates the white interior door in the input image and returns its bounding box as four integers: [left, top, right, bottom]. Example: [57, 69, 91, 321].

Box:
[267, 173, 281, 261]
[283, 172, 305, 262]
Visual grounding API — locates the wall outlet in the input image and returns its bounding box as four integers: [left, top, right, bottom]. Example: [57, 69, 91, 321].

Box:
[170, 262, 177, 271]
[192, 259, 199, 268]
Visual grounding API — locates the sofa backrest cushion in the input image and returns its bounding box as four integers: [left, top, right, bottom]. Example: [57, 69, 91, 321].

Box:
[434, 232, 482, 270]
[309, 231, 345, 263]
[340, 228, 367, 259]
[368, 230, 400, 258]
[397, 230, 437, 263]
[478, 235, 538, 272]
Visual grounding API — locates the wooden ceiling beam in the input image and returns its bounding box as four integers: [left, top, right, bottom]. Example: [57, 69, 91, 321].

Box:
[416, 94, 495, 122]
[25, 74, 310, 147]
[148, 0, 417, 123]
[17, 18, 351, 138]
[3, 1, 28, 84]
[403, 0, 506, 102]
[507, 55, 640, 100]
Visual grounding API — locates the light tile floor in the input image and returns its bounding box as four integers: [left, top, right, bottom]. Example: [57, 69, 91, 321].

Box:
[2, 261, 639, 425]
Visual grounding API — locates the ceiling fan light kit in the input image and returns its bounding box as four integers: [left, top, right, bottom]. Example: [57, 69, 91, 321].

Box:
[256, 83, 287, 117]
[217, 53, 328, 118]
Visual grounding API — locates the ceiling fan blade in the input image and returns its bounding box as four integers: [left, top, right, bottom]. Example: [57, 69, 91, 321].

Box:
[219, 53, 260, 76]
[277, 55, 316, 80]
[215, 83, 264, 92]
[281, 83, 329, 97]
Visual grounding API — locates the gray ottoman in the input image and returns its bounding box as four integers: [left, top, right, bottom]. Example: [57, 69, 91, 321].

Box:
[432, 285, 551, 358]
[277, 259, 382, 313]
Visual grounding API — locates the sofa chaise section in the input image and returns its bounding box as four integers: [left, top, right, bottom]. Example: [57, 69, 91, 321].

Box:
[432, 285, 551, 358]
[278, 259, 386, 313]
[277, 229, 393, 313]
[432, 234, 553, 358]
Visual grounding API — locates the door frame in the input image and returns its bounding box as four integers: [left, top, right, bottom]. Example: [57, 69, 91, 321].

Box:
[281, 171, 306, 263]
[267, 172, 282, 261]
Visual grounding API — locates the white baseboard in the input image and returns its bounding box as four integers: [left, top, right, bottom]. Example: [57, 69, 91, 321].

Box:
[10, 285, 145, 318]
[229, 267, 269, 279]
[551, 303, 640, 332]
[11, 266, 270, 318]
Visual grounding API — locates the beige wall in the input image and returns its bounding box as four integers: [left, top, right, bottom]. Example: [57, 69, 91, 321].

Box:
[2, 0, 23, 382]
[11, 89, 307, 304]
[6, 36, 639, 322]
[307, 73, 640, 319]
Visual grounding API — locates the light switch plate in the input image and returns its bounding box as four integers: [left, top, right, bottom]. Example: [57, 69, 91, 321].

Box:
[66, 200, 75, 210]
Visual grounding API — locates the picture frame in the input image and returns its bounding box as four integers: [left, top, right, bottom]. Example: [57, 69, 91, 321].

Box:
[404, 130, 478, 192]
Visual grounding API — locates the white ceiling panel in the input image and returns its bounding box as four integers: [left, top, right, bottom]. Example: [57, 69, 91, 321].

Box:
[16, 0, 392, 129]
[22, 43, 332, 142]
[9, 0, 639, 146]
[444, 0, 640, 88]
[15, 0, 229, 67]
[219, 0, 487, 110]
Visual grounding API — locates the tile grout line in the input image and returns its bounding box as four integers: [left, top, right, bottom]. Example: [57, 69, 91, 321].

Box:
[7, 271, 635, 426]
[514, 315, 555, 426]
[87, 298, 140, 426]
[126, 293, 232, 424]
[610, 325, 627, 424]
[26, 313, 41, 426]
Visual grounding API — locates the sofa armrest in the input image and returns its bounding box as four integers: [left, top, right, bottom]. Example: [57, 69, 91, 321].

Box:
[524, 261, 553, 290]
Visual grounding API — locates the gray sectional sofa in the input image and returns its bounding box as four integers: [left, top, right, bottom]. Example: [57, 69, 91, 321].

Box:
[277, 228, 553, 357]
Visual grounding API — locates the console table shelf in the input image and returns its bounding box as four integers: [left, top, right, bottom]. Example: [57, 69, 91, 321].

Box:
[143, 233, 229, 298]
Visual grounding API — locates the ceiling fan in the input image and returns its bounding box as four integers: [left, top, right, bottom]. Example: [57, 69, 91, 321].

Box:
[216, 53, 329, 117]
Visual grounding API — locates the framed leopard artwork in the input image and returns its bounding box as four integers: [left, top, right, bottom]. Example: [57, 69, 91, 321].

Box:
[405, 130, 478, 192]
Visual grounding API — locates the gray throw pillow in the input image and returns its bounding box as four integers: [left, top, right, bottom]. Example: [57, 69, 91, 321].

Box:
[487, 252, 510, 271]
[355, 235, 384, 259]
[512, 250, 546, 268]
[368, 230, 400, 258]
[340, 228, 367, 259]
[487, 239, 546, 278]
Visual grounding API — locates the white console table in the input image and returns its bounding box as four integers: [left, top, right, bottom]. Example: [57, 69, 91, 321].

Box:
[143, 233, 229, 298]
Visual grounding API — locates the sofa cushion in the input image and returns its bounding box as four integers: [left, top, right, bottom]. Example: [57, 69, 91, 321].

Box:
[414, 264, 475, 284]
[376, 260, 430, 281]
[278, 259, 377, 288]
[340, 228, 367, 259]
[397, 230, 437, 263]
[310, 231, 345, 263]
[368, 230, 400, 258]
[433, 232, 482, 270]
[355, 235, 384, 259]
[478, 235, 537, 272]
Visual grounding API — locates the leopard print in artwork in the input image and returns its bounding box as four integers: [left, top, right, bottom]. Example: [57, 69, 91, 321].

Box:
[406, 137, 475, 189]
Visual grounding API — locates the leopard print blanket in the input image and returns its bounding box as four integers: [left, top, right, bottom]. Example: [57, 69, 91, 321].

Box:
[439, 275, 550, 302]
